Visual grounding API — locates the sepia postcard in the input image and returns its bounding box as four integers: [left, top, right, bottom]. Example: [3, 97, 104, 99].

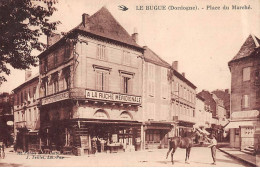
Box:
[0, 0, 260, 167]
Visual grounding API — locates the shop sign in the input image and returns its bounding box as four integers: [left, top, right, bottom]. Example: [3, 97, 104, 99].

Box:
[80, 135, 89, 148]
[42, 91, 70, 105]
[85, 89, 142, 104]
[232, 110, 259, 120]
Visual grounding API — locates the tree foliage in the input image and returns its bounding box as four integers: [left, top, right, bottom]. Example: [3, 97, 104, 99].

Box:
[0, 0, 60, 85]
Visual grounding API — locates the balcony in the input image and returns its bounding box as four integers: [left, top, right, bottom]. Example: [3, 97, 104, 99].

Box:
[15, 120, 38, 130]
[171, 93, 195, 108]
[15, 121, 26, 129]
[178, 114, 196, 124]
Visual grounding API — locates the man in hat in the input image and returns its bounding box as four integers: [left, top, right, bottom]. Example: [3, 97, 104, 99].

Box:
[207, 134, 217, 165]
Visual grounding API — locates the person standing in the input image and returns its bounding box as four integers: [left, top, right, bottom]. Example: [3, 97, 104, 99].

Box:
[207, 135, 217, 165]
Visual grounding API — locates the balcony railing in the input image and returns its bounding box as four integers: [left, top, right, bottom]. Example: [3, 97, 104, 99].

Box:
[15, 121, 38, 130]
[178, 114, 196, 123]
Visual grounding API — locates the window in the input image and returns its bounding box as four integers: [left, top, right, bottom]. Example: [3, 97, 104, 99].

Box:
[148, 63, 155, 79]
[54, 52, 58, 67]
[64, 43, 71, 60]
[148, 80, 155, 96]
[122, 76, 132, 94]
[43, 78, 48, 97]
[33, 87, 36, 100]
[242, 95, 249, 108]
[161, 83, 168, 99]
[243, 67, 251, 81]
[96, 70, 109, 91]
[52, 73, 59, 94]
[122, 51, 131, 65]
[21, 92, 23, 104]
[161, 67, 167, 82]
[97, 44, 106, 60]
[28, 109, 31, 122]
[44, 58, 48, 72]
[64, 67, 71, 90]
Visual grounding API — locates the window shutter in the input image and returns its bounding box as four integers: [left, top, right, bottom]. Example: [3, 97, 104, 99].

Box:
[96, 45, 99, 59]
[105, 46, 108, 61]
[104, 72, 109, 91]
[96, 71, 102, 90]
[241, 96, 244, 108]
[128, 78, 133, 94]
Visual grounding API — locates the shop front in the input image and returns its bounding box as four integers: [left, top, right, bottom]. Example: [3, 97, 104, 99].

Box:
[39, 89, 143, 155]
[144, 121, 173, 149]
[177, 121, 195, 137]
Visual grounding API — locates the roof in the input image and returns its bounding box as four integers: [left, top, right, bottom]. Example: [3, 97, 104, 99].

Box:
[76, 7, 142, 49]
[38, 7, 143, 59]
[12, 73, 39, 92]
[143, 46, 171, 68]
[172, 69, 197, 89]
[196, 94, 205, 101]
[229, 34, 260, 63]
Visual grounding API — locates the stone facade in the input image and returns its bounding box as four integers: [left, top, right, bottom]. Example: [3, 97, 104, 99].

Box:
[227, 34, 260, 150]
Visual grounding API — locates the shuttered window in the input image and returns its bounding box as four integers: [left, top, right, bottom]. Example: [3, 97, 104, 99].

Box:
[243, 67, 251, 81]
[97, 44, 107, 60]
[96, 70, 109, 91]
[242, 95, 249, 108]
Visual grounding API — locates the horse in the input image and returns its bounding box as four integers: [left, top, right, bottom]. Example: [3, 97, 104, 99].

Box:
[166, 128, 202, 164]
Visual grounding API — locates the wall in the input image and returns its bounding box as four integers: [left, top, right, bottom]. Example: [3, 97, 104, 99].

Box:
[143, 62, 171, 122]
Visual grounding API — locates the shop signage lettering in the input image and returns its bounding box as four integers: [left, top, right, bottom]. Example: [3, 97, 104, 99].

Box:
[85, 90, 142, 104]
[42, 91, 69, 105]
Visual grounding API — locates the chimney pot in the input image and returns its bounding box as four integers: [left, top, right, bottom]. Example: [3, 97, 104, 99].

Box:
[182, 72, 185, 77]
[25, 70, 32, 81]
[132, 28, 138, 43]
[47, 33, 61, 47]
[172, 61, 178, 71]
[82, 13, 89, 27]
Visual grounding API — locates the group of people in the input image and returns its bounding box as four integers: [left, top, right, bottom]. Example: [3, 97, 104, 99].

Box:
[91, 137, 107, 154]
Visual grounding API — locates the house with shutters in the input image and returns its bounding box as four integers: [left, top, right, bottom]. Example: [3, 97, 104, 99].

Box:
[227, 34, 260, 152]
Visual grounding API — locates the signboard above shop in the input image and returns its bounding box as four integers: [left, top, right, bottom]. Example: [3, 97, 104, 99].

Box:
[42, 91, 70, 105]
[85, 89, 142, 105]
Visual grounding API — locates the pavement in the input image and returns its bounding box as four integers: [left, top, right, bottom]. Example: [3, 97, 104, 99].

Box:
[218, 147, 257, 167]
[0, 146, 249, 167]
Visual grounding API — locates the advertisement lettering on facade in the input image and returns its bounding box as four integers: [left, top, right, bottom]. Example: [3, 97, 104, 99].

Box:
[86, 90, 141, 104]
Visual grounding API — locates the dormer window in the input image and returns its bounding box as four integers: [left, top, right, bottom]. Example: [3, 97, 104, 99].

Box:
[97, 44, 106, 60]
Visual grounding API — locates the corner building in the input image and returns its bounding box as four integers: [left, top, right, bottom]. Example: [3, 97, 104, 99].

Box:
[38, 7, 144, 154]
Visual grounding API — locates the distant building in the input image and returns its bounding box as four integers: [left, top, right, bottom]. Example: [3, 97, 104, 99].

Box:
[12, 71, 40, 152]
[212, 89, 231, 119]
[198, 90, 227, 141]
[227, 34, 260, 151]
[170, 61, 197, 137]
[0, 92, 14, 146]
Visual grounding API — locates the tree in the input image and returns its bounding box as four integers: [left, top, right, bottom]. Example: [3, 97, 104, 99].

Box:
[0, 0, 60, 85]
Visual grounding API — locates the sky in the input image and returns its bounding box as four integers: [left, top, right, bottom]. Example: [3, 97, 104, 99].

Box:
[1, 0, 260, 93]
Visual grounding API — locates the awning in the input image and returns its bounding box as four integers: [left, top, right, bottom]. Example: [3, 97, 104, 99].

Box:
[224, 121, 255, 129]
[196, 128, 210, 135]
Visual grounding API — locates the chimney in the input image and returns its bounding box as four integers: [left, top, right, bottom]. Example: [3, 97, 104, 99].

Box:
[182, 72, 185, 77]
[47, 33, 61, 47]
[132, 27, 138, 43]
[172, 61, 178, 71]
[225, 89, 229, 94]
[82, 13, 89, 28]
[25, 70, 32, 81]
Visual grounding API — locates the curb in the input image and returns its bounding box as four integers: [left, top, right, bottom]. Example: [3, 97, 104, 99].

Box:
[218, 148, 257, 167]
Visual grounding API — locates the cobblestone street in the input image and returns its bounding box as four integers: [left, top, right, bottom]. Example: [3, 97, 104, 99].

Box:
[0, 147, 249, 167]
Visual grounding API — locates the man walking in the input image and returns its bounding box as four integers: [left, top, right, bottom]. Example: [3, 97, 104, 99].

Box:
[207, 135, 217, 165]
